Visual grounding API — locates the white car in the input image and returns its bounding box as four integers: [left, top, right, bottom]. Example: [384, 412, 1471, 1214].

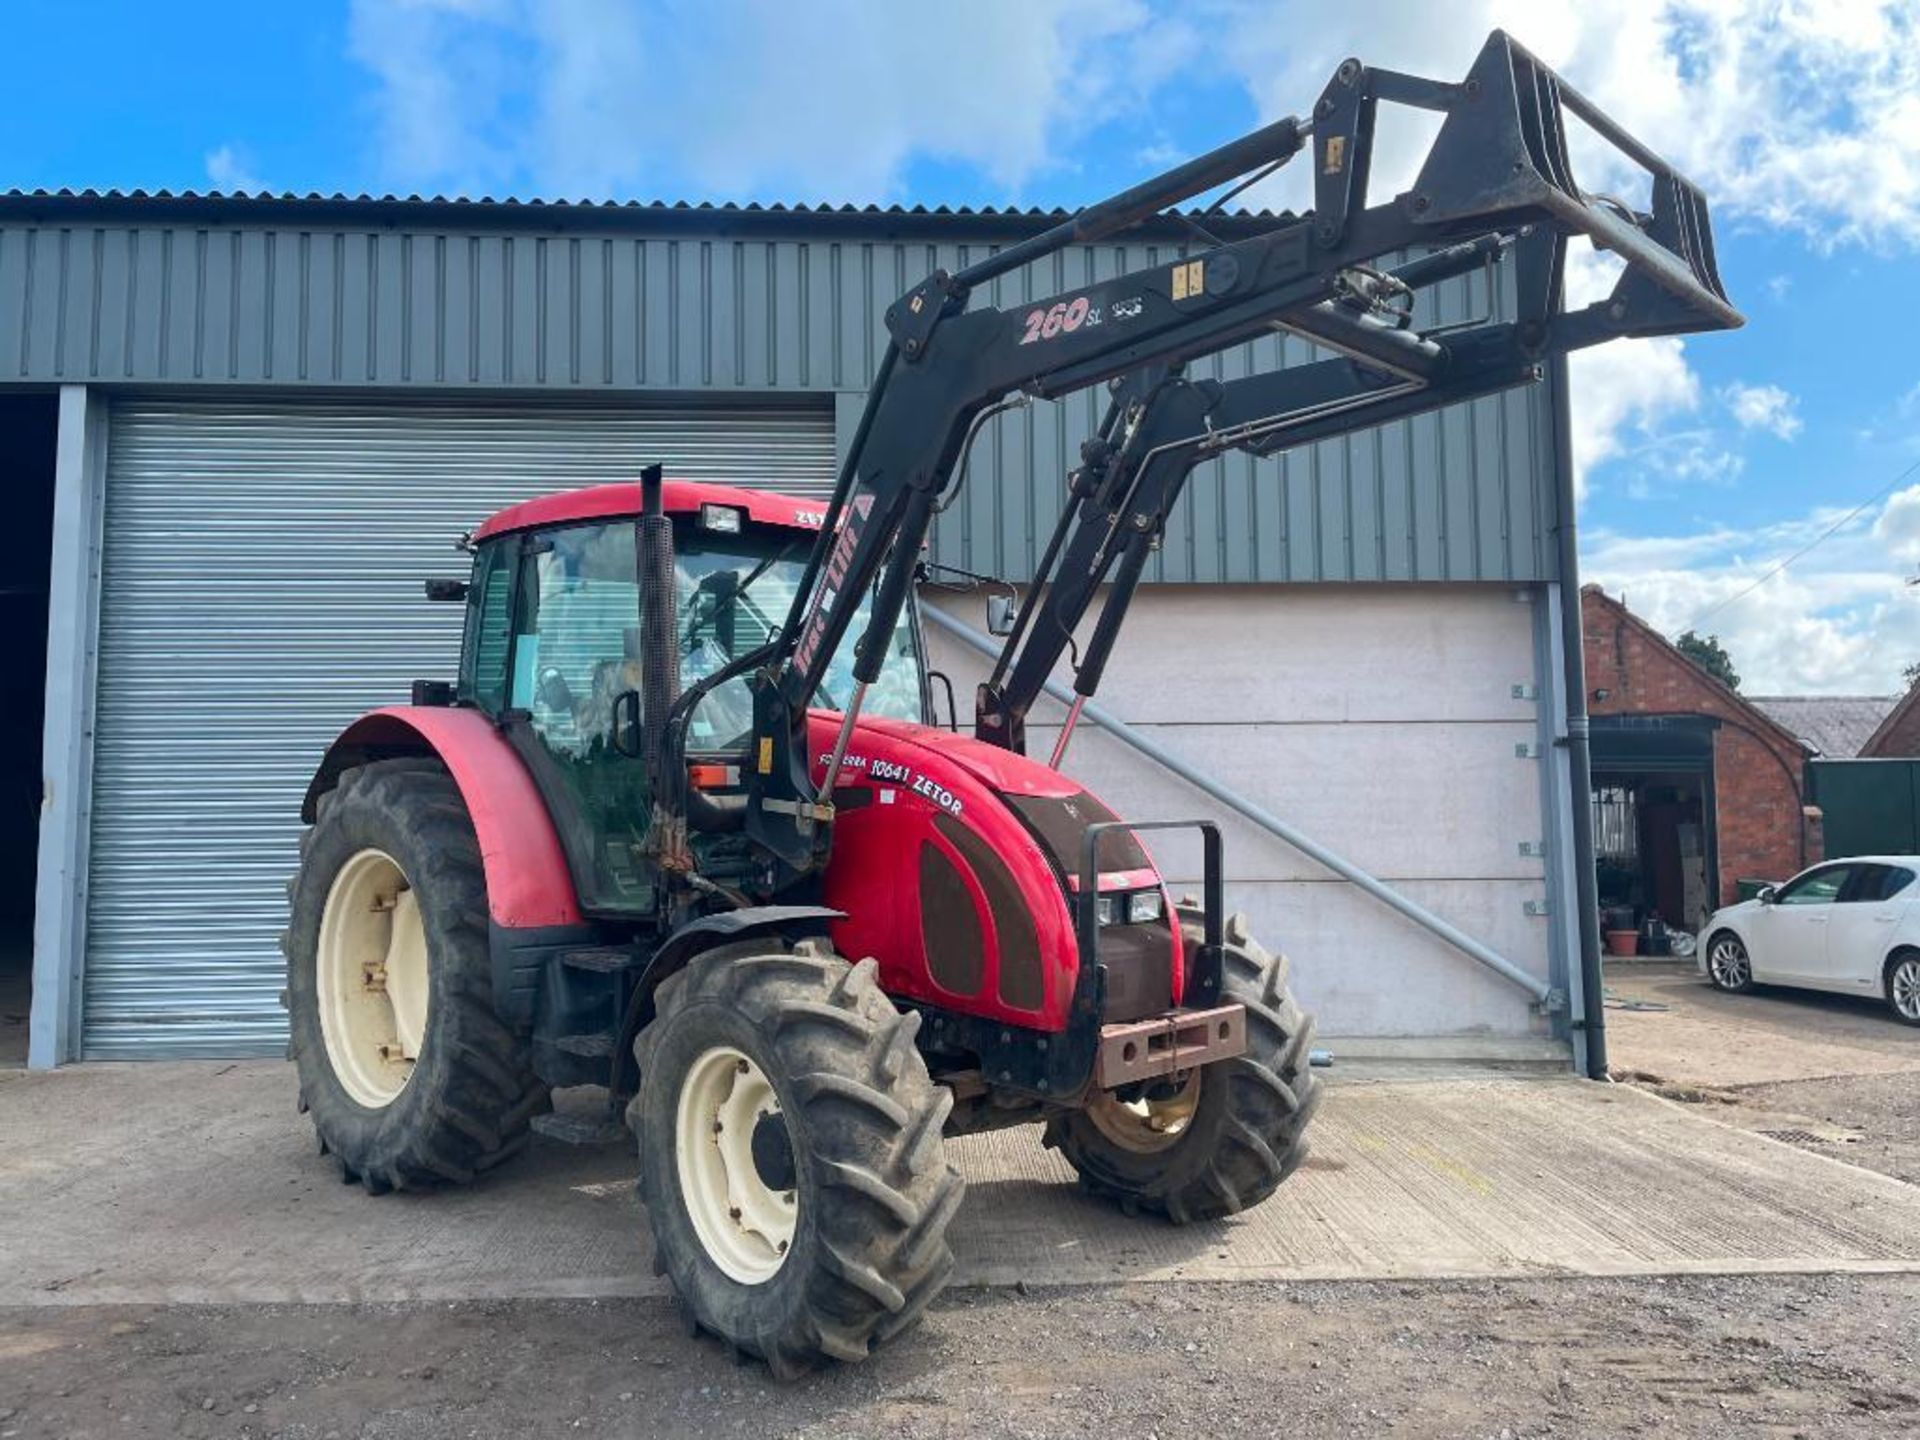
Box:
[1698, 856, 1920, 1025]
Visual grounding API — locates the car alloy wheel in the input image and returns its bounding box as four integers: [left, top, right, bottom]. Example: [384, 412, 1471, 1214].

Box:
[1890, 956, 1920, 1023]
[1707, 935, 1751, 991]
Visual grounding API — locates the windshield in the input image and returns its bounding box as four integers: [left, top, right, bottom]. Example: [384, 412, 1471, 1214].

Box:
[678, 531, 923, 749]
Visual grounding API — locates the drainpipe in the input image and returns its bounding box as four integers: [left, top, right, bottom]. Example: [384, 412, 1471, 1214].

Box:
[922, 604, 1556, 1008]
[1548, 353, 1610, 1079]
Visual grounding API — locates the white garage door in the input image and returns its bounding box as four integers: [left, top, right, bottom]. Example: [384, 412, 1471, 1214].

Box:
[924, 585, 1558, 1043]
[84, 397, 836, 1058]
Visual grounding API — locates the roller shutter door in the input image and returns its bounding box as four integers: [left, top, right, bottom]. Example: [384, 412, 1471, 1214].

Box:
[83, 397, 835, 1058]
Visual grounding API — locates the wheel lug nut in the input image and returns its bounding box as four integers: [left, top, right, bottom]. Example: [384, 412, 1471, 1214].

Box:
[729, 1207, 742, 1221]
[736, 1058, 750, 1074]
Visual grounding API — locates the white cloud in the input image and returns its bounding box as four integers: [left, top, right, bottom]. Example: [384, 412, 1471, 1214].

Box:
[346, 0, 1181, 202]
[204, 144, 266, 195]
[344, 0, 1920, 235]
[1722, 382, 1803, 440]
[1873, 484, 1920, 563]
[1584, 495, 1920, 693]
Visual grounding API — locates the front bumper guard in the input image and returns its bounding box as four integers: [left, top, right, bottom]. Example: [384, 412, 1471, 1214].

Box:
[1095, 1002, 1247, 1089]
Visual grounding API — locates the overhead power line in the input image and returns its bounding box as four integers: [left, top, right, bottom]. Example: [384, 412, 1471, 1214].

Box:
[1678, 454, 1920, 636]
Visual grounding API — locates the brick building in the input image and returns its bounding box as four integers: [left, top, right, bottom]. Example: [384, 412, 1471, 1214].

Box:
[1580, 587, 1814, 933]
[1861, 681, 1920, 758]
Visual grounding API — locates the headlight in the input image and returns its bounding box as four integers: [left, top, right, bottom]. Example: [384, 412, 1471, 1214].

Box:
[1089, 890, 1163, 926]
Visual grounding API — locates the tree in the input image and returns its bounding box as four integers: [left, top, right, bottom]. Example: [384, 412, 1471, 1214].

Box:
[1675, 630, 1741, 692]
[1904, 660, 1920, 690]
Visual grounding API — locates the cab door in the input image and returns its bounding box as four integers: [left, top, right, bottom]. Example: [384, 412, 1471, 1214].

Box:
[469, 521, 657, 914]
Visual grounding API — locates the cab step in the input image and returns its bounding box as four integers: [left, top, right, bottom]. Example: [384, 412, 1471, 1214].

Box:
[559, 946, 643, 973]
[531, 1112, 632, 1147]
[554, 1032, 615, 1058]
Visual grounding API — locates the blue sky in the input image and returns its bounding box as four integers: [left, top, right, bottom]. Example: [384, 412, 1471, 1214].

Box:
[7, 0, 1919, 693]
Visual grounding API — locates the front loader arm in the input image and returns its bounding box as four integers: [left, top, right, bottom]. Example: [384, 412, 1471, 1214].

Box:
[723, 29, 1741, 890]
[975, 235, 1568, 750]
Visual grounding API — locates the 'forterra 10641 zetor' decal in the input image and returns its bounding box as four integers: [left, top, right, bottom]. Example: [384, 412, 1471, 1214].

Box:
[1018, 292, 1102, 346]
[822, 753, 965, 816]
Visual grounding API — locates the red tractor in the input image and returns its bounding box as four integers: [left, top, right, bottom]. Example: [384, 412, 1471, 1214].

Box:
[285, 34, 1739, 1374]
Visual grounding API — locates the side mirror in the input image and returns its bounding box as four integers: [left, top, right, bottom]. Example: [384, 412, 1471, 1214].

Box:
[1756, 885, 1778, 905]
[985, 592, 1017, 637]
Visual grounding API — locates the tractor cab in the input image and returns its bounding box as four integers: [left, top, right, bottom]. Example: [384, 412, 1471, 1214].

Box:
[454, 480, 931, 913]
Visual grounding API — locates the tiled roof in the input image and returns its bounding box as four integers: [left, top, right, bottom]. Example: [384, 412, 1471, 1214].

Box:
[1748, 694, 1900, 758]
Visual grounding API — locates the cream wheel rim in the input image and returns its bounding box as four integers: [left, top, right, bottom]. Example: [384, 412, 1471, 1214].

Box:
[675, 1045, 797, 1284]
[317, 848, 429, 1109]
[1086, 1068, 1203, 1155]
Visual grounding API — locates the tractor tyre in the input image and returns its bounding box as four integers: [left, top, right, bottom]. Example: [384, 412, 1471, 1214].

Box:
[631, 942, 964, 1378]
[1044, 908, 1320, 1223]
[283, 758, 549, 1194]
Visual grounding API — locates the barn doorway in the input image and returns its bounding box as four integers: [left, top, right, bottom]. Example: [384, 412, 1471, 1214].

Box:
[1591, 714, 1722, 954]
[0, 393, 58, 1065]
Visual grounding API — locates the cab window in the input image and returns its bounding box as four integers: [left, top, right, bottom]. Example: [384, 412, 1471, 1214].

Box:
[461, 540, 515, 713]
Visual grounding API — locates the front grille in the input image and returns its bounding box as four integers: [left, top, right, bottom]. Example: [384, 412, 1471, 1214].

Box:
[1097, 919, 1177, 1022]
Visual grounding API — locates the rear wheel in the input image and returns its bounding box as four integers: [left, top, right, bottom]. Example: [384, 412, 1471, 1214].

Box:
[284, 759, 548, 1193]
[1705, 930, 1754, 993]
[1045, 910, 1320, 1223]
[632, 942, 963, 1377]
[1886, 951, 1920, 1026]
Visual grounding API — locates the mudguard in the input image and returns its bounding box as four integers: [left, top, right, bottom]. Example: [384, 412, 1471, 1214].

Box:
[612, 904, 845, 1094]
[302, 706, 585, 929]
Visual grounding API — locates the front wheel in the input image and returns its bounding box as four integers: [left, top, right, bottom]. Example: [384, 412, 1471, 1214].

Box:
[631, 942, 964, 1377]
[1886, 952, 1920, 1027]
[1045, 910, 1321, 1224]
[1705, 930, 1754, 993]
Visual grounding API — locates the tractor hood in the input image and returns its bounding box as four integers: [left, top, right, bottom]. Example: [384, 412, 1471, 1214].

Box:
[832, 712, 1081, 800]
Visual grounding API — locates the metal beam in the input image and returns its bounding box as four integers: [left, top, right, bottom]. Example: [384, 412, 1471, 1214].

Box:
[30, 385, 106, 1068]
[922, 602, 1556, 1008]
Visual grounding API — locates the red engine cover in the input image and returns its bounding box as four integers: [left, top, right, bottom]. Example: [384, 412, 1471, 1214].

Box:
[808, 712, 1176, 1032]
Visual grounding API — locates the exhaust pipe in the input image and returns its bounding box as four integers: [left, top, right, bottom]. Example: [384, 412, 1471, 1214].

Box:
[636, 464, 690, 868]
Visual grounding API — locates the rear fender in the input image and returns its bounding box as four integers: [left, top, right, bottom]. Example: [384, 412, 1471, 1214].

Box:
[303, 706, 584, 929]
[612, 905, 844, 1094]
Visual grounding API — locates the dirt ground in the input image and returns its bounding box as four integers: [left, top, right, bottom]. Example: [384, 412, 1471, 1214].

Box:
[3, 1272, 1917, 1440]
[4, 963, 1914, 1437]
[1604, 962, 1920, 1187]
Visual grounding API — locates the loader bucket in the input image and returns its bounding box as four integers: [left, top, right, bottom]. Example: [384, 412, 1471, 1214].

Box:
[1407, 30, 1742, 338]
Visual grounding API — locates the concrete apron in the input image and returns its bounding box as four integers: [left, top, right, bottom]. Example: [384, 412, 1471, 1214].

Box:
[3, 1064, 1918, 1307]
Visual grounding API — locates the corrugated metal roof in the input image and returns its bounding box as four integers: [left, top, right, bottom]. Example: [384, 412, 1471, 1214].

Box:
[1750, 694, 1900, 758]
[0, 188, 1290, 239]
